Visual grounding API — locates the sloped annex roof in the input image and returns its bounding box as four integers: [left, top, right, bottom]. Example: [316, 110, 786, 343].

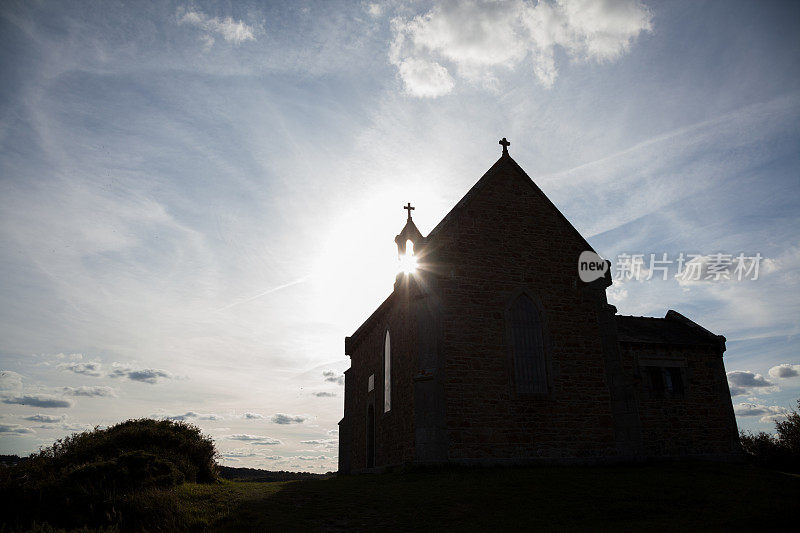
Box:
[615, 310, 724, 348]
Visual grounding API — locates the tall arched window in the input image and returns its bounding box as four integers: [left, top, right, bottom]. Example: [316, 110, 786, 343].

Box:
[510, 294, 547, 394]
[384, 330, 391, 412]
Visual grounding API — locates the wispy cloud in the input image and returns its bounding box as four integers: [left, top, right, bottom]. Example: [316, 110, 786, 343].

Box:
[220, 449, 258, 459]
[160, 411, 223, 421]
[0, 424, 35, 435]
[734, 402, 791, 423]
[213, 277, 309, 313]
[177, 7, 257, 48]
[0, 371, 23, 395]
[322, 371, 344, 386]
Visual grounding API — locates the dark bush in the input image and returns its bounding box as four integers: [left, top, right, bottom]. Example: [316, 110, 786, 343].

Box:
[775, 402, 800, 457]
[0, 418, 217, 529]
[740, 399, 800, 472]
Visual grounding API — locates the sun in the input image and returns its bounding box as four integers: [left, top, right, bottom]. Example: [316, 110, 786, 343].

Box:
[399, 239, 418, 274]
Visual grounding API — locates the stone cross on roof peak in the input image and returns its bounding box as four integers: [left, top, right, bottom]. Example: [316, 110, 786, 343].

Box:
[404, 202, 415, 220]
[499, 137, 510, 155]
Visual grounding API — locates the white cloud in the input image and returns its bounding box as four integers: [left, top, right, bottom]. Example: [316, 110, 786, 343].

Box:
[242, 412, 265, 419]
[734, 402, 790, 423]
[312, 392, 336, 398]
[62, 386, 116, 397]
[395, 58, 456, 98]
[271, 413, 307, 425]
[2, 394, 73, 408]
[768, 364, 800, 379]
[109, 363, 173, 384]
[300, 439, 337, 448]
[59, 361, 102, 377]
[161, 411, 223, 421]
[177, 8, 256, 48]
[54, 353, 83, 362]
[22, 413, 65, 423]
[389, 0, 652, 96]
[228, 434, 281, 445]
[219, 447, 262, 459]
[607, 280, 628, 303]
[60, 423, 93, 432]
[726, 370, 778, 397]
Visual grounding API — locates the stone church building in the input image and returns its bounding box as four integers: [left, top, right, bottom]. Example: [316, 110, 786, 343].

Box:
[338, 139, 740, 473]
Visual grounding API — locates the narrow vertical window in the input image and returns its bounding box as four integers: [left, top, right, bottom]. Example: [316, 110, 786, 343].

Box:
[665, 367, 685, 398]
[646, 366, 664, 397]
[510, 294, 547, 394]
[384, 330, 391, 412]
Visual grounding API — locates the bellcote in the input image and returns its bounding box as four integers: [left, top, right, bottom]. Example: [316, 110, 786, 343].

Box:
[394, 203, 425, 257]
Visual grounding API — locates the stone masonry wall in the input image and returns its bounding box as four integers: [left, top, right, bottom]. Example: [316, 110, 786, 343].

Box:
[422, 160, 618, 461]
[346, 291, 416, 471]
[618, 342, 740, 457]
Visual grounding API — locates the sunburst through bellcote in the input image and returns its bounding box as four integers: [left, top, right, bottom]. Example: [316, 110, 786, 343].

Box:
[395, 202, 424, 275]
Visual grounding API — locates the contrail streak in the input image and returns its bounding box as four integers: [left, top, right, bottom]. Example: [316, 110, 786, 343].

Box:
[213, 276, 308, 313]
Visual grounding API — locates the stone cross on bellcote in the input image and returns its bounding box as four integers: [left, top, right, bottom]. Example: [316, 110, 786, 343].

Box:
[404, 202, 415, 220]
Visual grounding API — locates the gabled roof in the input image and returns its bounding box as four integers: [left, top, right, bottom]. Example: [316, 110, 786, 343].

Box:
[346, 151, 598, 355]
[426, 152, 595, 253]
[615, 310, 725, 350]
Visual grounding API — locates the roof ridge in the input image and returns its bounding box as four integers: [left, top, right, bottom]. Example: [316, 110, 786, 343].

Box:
[425, 154, 595, 254]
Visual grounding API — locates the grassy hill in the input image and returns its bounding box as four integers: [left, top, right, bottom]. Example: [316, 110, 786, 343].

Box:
[173, 462, 798, 531]
[3, 414, 798, 531]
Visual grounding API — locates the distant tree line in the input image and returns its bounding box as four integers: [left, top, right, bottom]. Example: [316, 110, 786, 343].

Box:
[218, 465, 332, 482]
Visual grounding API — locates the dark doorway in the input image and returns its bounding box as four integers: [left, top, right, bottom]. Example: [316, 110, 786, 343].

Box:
[366, 404, 375, 468]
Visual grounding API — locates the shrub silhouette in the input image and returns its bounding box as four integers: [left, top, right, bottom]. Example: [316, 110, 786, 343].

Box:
[775, 400, 800, 457]
[739, 398, 800, 472]
[0, 418, 217, 529]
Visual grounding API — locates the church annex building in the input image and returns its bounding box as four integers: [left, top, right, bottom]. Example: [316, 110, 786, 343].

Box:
[338, 139, 740, 473]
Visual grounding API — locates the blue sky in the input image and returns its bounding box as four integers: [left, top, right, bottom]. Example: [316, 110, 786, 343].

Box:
[1, 0, 798, 472]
